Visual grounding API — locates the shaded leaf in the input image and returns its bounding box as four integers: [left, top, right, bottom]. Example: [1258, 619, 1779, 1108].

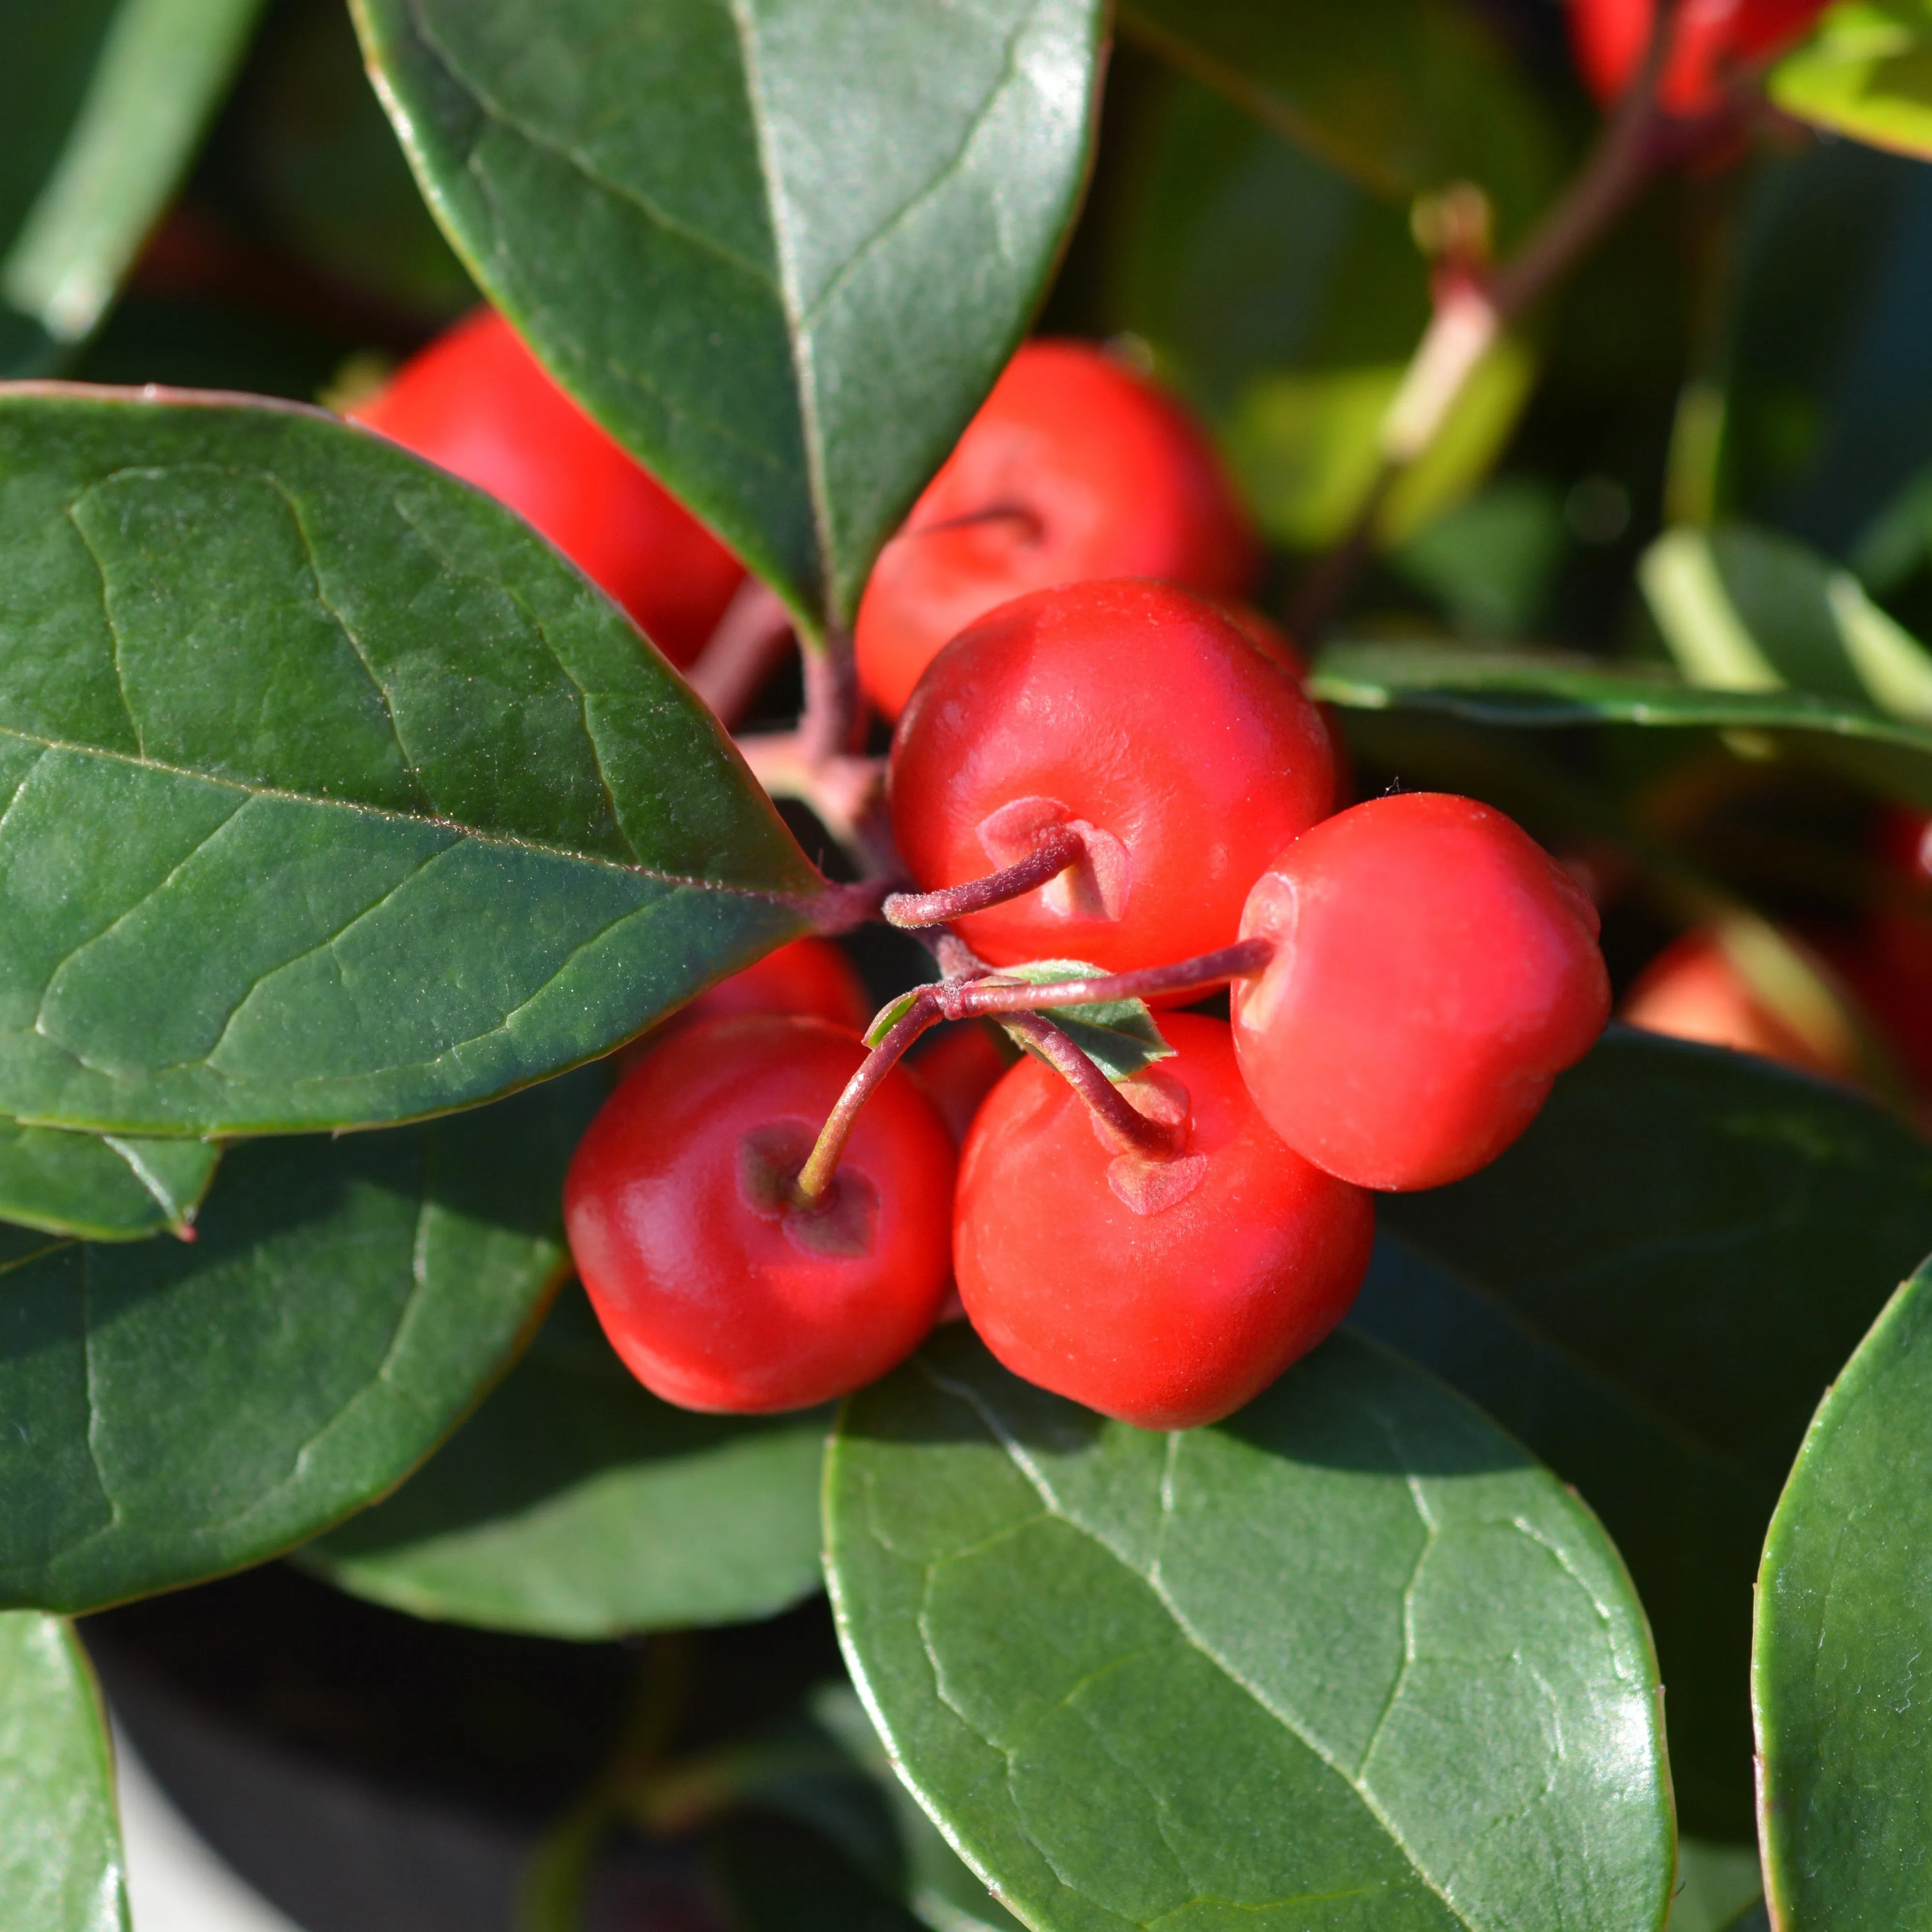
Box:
[1753, 1251, 1932, 1930]
[0, 386, 821, 1137]
[0, 1121, 217, 1241]
[1353, 1027, 1932, 1835]
[0, 1612, 125, 1931]
[827, 1325, 1673, 1932]
[705, 1809, 925, 1932]
[1641, 523, 1932, 721]
[1309, 637, 1932, 809]
[1117, 0, 1560, 233]
[1770, 2, 1932, 162]
[352, 0, 1106, 630]
[299, 1286, 826, 1638]
[0, 0, 268, 354]
[986, 960, 1172, 1083]
[0, 1069, 601, 1614]
[1668, 1839, 1764, 1932]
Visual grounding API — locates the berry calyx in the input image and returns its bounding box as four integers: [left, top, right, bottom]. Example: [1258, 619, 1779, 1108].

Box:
[954, 1014, 1374, 1430]
[351, 308, 744, 665]
[565, 1016, 956, 1413]
[855, 339, 1258, 718]
[888, 579, 1335, 973]
[1231, 793, 1610, 1192]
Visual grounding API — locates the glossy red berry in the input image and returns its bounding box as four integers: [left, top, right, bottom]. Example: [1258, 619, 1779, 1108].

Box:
[954, 1015, 1373, 1430]
[566, 1016, 956, 1413]
[1231, 793, 1610, 1192]
[1570, 0, 1827, 118]
[889, 579, 1335, 973]
[855, 339, 1258, 718]
[352, 308, 743, 665]
[908, 1020, 1014, 1144]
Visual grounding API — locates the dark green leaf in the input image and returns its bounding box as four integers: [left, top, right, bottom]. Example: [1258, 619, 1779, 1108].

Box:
[0, 1612, 125, 1931]
[827, 1326, 1673, 1932]
[0, 0, 268, 355]
[298, 1285, 826, 1637]
[352, 0, 1106, 630]
[705, 1809, 926, 1932]
[0, 386, 822, 1137]
[1108, 76, 1536, 552]
[1117, 0, 1559, 234]
[1353, 1027, 1932, 1836]
[1770, 3, 1932, 162]
[0, 1069, 600, 1614]
[1753, 1252, 1932, 1930]
[1310, 638, 1932, 809]
[1641, 523, 1932, 720]
[0, 1120, 217, 1241]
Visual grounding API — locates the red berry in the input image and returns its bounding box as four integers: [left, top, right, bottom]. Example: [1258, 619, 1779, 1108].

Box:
[352, 308, 744, 665]
[1231, 794, 1610, 1192]
[1569, 0, 1827, 118]
[855, 340, 1257, 718]
[908, 1020, 1014, 1144]
[565, 1016, 956, 1413]
[889, 579, 1335, 973]
[954, 1015, 1373, 1430]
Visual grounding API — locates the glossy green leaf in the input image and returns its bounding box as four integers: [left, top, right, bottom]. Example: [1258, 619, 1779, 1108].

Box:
[1353, 1028, 1932, 1836]
[1641, 523, 1932, 721]
[0, 1069, 599, 1615]
[0, 385, 821, 1137]
[0, 1613, 125, 1932]
[1310, 638, 1932, 809]
[1117, 0, 1559, 235]
[298, 1285, 827, 1638]
[1770, 2, 1932, 161]
[0, 0, 268, 351]
[0, 1120, 216, 1241]
[828, 1325, 1673, 1932]
[1753, 1252, 1932, 1929]
[352, 0, 1106, 632]
[1110, 77, 1537, 554]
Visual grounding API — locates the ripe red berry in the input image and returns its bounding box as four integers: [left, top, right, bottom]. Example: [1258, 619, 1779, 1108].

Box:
[352, 308, 744, 665]
[908, 1020, 1014, 1144]
[889, 579, 1335, 973]
[566, 1016, 956, 1413]
[855, 339, 1258, 718]
[1231, 793, 1610, 1192]
[1569, 0, 1827, 118]
[954, 1014, 1373, 1430]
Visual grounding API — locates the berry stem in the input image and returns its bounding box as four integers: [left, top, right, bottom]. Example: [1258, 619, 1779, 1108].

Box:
[1000, 1012, 1180, 1160]
[791, 992, 942, 1205]
[949, 938, 1276, 1018]
[686, 580, 796, 725]
[883, 824, 1087, 928]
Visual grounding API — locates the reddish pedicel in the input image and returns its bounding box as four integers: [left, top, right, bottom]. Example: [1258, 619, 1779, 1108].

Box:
[352, 308, 743, 665]
[1569, 0, 1829, 118]
[1232, 793, 1610, 1192]
[890, 579, 1335, 973]
[566, 1016, 956, 1413]
[954, 1015, 1373, 1430]
[855, 339, 1258, 718]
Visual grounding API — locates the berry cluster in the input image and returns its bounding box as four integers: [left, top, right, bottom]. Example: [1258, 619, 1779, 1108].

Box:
[355, 320, 1610, 1431]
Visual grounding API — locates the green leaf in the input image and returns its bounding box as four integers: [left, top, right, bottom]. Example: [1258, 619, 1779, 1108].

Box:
[0, 1120, 217, 1241]
[0, 386, 822, 1137]
[704, 1809, 926, 1932]
[1109, 76, 1538, 554]
[1753, 1251, 1932, 1929]
[1353, 1027, 1932, 1836]
[297, 1285, 827, 1638]
[1309, 638, 1932, 809]
[826, 1325, 1674, 1932]
[0, 1613, 126, 1932]
[0, 1068, 600, 1615]
[351, 0, 1106, 632]
[1117, 0, 1560, 235]
[1770, 2, 1932, 162]
[986, 960, 1172, 1083]
[1641, 523, 1932, 721]
[0, 0, 269, 353]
